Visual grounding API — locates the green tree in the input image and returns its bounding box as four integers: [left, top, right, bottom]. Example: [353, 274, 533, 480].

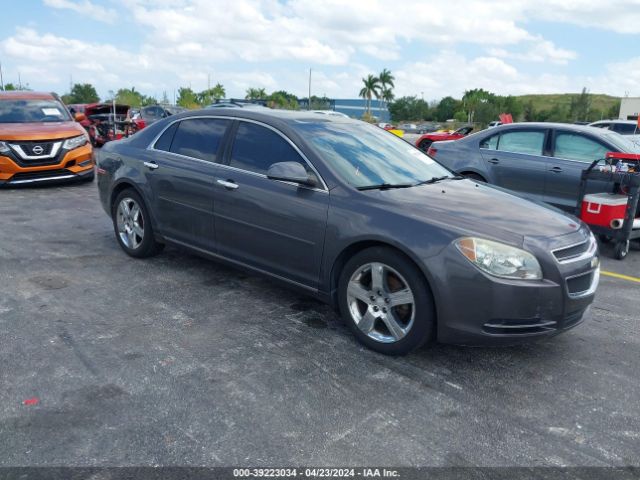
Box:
[569, 87, 592, 122]
[359, 74, 381, 116]
[434, 96, 459, 122]
[268, 90, 299, 109]
[245, 87, 266, 100]
[2, 82, 17, 91]
[176, 87, 200, 109]
[462, 88, 492, 123]
[388, 96, 430, 122]
[115, 87, 144, 107]
[523, 100, 536, 122]
[62, 83, 99, 104]
[378, 68, 395, 113]
[199, 83, 226, 105]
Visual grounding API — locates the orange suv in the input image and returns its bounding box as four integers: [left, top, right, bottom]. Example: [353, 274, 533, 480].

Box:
[0, 91, 94, 186]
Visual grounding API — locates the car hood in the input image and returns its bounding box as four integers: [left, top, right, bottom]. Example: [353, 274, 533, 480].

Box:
[370, 179, 580, 245]
[0, 121, 86, 141]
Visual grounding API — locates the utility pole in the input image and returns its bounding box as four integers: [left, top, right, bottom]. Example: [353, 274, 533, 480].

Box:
[308, 68, 312, 110]
[0, 61, 4, 90]
[18, 72, 22, 90]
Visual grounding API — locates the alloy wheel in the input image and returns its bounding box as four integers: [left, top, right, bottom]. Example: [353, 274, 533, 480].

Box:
[346, 262, 415, 343]
[116, 197, 144, 250]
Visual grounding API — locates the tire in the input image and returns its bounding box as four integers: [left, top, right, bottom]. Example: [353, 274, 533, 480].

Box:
[338, 246, 435, 355]
[598, 234, 612, 244]
[463, 173, 485, 182]
[112, 189, 164, 258]
[418, 139, 432, 152]
[614, 240, 629, 260]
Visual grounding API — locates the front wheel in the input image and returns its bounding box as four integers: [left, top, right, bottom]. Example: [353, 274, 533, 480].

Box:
[338, 247, 435, 355]
[112, 189, 164, 258]
[614, 240, 629, 260]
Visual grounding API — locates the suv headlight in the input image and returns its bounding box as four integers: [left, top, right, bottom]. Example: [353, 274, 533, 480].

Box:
[455, 237, 542, 280]
[62, 134, 88, 150]
[0, 141, 10, 154]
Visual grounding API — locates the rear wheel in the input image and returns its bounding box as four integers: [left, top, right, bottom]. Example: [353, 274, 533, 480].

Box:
[112, 189, 164, 258]
[614, 240, 629, 260]
[338, 247, 435, 355]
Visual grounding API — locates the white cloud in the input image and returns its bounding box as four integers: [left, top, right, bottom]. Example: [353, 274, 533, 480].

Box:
[488, 38, 577, 65]
[43, 0, 117, 23]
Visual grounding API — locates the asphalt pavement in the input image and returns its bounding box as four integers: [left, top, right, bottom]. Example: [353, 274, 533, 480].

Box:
[0, 181, 638, 467]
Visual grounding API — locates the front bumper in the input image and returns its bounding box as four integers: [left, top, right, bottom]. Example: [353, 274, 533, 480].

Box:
[428, 229, 599, 346]
[0, 144, 94, 186]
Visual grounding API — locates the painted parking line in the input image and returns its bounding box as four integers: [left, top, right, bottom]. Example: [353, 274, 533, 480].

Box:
[601, 270, 640, 284]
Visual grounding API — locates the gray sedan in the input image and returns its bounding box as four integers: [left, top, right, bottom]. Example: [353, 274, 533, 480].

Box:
[429, 122, 640, 211]
[96, 111, 598, 355]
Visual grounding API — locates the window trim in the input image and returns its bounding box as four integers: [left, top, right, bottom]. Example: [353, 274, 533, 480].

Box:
[148, 115, 328, 192]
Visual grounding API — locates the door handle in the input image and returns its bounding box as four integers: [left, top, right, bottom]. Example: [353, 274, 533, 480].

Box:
[143, 161, 159, 170]
[487, 158, 500, 164]
[217, 179, 239, 190]
[549, 166, 563, 173]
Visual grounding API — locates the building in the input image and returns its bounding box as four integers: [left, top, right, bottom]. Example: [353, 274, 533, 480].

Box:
[333, 99, 390, 122]
[297, 98, 390, 122]
[619, 97, 640, 121]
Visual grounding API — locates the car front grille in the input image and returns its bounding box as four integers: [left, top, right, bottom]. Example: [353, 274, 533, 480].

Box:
[15, 141, 55, 156]
[553, 240, 591, 262]
[8, 140, 64, 167]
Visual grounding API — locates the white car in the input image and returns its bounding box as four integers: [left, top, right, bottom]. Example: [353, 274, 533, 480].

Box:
[589, 120, 640, 139]
[487, 121, 502, 128]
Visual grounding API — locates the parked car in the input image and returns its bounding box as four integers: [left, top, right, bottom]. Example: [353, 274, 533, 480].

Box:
[487, 121, 502, 128]
[96, 110, 598, 355]
[428, 122, 640, 211]
[589, 120, 640, 140]
[0, 91, 94, 186]
[81, 103, 132, 147]
[415, 125, 474, 151]
[311, 110, 350, 118]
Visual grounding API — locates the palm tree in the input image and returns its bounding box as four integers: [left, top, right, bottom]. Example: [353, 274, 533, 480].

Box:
[378, 68, 395, 113]
[359, 74, 381, 116]
[211, 83, 226, 101]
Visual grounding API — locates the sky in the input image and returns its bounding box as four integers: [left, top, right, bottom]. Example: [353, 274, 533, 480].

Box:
[0, 0, 639, 102]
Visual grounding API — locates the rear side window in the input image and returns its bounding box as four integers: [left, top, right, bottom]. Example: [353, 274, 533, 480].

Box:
[169, 118, 230, 162]
[497, 131, 545, 155]
[554, 132, 609, 162]
[613, 123, 639, 135]
[480, 134, 499, 150]
[154, 122, 178, 151]
[229, 122, 307, 175]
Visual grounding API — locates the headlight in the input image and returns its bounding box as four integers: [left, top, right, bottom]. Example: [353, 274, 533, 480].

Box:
[455, 237, 542, 280]
[62, 134, 88, 150]
[0, 141, 10, 154]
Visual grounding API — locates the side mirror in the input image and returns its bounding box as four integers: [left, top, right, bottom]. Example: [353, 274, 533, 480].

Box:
[74, 112, 86, 122]
[267, 161, 316, 186]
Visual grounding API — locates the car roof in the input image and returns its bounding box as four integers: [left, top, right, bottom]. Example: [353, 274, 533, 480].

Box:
[187, 107, 356, 125]
[591, 119, 638, 125]
[0, 91, 56, 101]
[486, 122, 616, 135]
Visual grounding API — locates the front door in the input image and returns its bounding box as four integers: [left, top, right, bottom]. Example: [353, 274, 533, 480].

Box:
[545, 130, 612, 210]
[213, 121, 329, 289]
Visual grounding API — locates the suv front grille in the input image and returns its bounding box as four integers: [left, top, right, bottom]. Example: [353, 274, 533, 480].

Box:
[8, 140, 64, 167]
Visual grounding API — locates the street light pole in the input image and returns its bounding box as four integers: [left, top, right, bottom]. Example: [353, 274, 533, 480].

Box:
[308, 68, 312, 110]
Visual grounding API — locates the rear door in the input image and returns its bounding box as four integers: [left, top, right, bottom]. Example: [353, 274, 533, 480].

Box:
[212, 120, 329, 289]
[146, 117, 232, 250]
[479, 128, 549, 202]
[545, 129, 612, 210]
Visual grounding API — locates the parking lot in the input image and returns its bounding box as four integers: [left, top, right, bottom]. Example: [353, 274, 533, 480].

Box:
[1, 180, 639, 467]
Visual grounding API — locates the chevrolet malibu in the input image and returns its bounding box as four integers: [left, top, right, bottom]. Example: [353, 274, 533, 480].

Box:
[96, 110, 599, 355]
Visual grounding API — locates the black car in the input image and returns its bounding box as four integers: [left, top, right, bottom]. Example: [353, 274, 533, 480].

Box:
[96, 110, 599, 355]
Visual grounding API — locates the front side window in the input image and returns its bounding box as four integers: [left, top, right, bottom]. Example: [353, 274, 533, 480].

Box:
[295, 121, 452, 188]
[497, 131, 545, 156]
[0, 99, 72, 123]
[554, 132, 609, 162]
[229, 122, 308, 175]
[169, 118, 230, 162]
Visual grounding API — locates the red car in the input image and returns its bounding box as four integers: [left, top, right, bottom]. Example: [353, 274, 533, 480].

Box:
[415, 125, 473, 152]
[80, 103, 133, 147]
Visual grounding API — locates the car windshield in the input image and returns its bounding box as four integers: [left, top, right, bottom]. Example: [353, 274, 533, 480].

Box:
[0, 99, 72, 123]
[297, 121, 452, 188]
[602, 131, 640, 153]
